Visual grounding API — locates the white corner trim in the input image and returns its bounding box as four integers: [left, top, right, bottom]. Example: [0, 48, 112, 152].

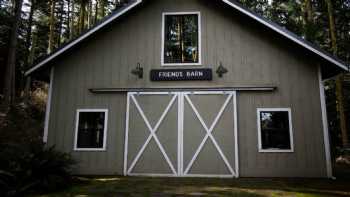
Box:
[221, 0, 348, 71]
[161, 11, 202, 66]
[73, 109, 109, 151]
[25, 0, 143, 76]
[43, 67, 54, 143]
[257, 108, 295, 153]
[123, 94, 131, 176]
[318, 66, 333, 178]
[233, 91, 239, 178]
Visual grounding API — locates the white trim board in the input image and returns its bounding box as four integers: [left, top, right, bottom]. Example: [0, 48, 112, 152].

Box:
[318, 66, 333, 178]
[43, 67, 54, 143]
[161, 11, 202, 66]
[73, 109, 109, 152]
[233, 91, 239, 177]
[257, 108, 294, 153]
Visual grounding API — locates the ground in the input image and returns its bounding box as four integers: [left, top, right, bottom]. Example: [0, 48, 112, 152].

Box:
[32, 176, 350, 197]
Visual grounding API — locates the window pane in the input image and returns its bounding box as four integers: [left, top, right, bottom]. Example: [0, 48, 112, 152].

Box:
[260, 111, 291, 150]
[77, 112, 105, 149]
[164, 14, 199, 64]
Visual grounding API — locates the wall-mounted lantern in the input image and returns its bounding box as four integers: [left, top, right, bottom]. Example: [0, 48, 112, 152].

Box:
[216, 62, 228, 78]
[131, 62, 143, 79]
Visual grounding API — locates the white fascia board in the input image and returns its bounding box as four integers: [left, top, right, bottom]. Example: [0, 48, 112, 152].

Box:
[25, 0, 143, 76]
[222, 0, 349, 72]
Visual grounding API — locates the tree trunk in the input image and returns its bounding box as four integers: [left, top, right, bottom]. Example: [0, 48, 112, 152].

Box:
[336, 75, 349, 148]
[94, 0, 99, 24]
[66, 0, 71, 37]
[325, 0, 337, 55]
[48, 0, 56, 54]
[325, 0, 347, 147]
[4, 0, 23, 104]
[57, 1, 64, 45]
[87, 0, 92, 28]
[70, 0, 75, 39]
[99, 0, 105, 19]
[303, 0, 314, 40]
[24, 32, 37, 104]
[25, 0, 35, 66]
[24, 0, 35, 102]
[78, 0, 86, 34]
[304, 0, 313, 23]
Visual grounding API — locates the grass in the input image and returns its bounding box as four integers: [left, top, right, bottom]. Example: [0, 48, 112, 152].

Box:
[32, 176, 350, 197]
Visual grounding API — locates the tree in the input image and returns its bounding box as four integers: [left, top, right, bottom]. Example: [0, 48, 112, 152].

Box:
[78, 0, 87, 34]
[324, 0, 338, 55]
[24, 0, 36, 102]
[324, 0, 348, 148]
[302, 0, 316, 40]
[4, 0, 23, 104]
[99, 0, 106, 19]
[336, 75, 349, 147]
[48, 0, 56, 54]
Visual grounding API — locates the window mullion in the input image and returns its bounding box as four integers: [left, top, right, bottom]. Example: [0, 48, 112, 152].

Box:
[180, 16, 184, 63]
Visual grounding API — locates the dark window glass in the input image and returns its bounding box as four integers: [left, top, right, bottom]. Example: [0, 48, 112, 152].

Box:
[77, 112, 105, 149]
[164, 14, 199, 64]
[260, 111, 291, 150]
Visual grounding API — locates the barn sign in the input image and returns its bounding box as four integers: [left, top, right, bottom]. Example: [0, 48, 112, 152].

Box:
[150, 69, 212, 81]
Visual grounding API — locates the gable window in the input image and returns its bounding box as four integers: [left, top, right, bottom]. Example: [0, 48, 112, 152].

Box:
[162, 12, 201, 66]
[257, 108, 294, 152]
[74, 109, 108, 151]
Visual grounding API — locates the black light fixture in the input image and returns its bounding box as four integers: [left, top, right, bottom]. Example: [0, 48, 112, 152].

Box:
[216, 62, 228, 78]
[131, 62, 143, 79]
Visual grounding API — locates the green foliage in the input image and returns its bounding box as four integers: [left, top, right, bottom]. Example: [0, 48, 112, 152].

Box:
[336, 146, 350, 156]
[0, 103, 76, 197]
[237, 0, 350, 62]
[0, 142, 76, 197]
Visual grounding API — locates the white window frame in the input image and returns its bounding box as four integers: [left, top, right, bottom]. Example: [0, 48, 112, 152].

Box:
[257, 108, 294, 153]
[161, 11, 202, 66]
[74, 109, 108, 151]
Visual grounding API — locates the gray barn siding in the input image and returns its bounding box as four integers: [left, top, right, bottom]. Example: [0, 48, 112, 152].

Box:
[47, 0, 327, 177]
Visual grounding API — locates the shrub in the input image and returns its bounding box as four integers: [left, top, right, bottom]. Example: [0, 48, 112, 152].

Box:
[0, 102, 76, 197]
[0, 142, 76, 197]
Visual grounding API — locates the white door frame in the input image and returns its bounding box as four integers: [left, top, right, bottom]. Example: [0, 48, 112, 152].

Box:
[124, 91, 239, 178]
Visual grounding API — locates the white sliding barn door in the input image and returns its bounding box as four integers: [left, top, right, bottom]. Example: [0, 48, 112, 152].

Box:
[124, 91, 238, 178]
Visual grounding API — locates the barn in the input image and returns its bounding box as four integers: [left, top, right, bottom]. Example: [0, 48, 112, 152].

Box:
[26, 0, 349, 178]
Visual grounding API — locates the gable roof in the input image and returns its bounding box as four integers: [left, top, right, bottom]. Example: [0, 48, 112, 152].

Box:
[25, 0, 349, 75]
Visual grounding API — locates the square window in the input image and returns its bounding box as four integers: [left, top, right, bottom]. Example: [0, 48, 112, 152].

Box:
[162, 12, 201, 65]
[257, 108, 294, 152]
[74, 110, 108, 151]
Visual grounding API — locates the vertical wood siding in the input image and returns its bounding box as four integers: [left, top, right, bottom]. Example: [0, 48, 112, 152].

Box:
[48, 0, 327, 177]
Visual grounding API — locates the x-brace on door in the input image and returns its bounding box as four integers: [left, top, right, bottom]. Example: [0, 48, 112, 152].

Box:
[124, 91, 238, 178]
